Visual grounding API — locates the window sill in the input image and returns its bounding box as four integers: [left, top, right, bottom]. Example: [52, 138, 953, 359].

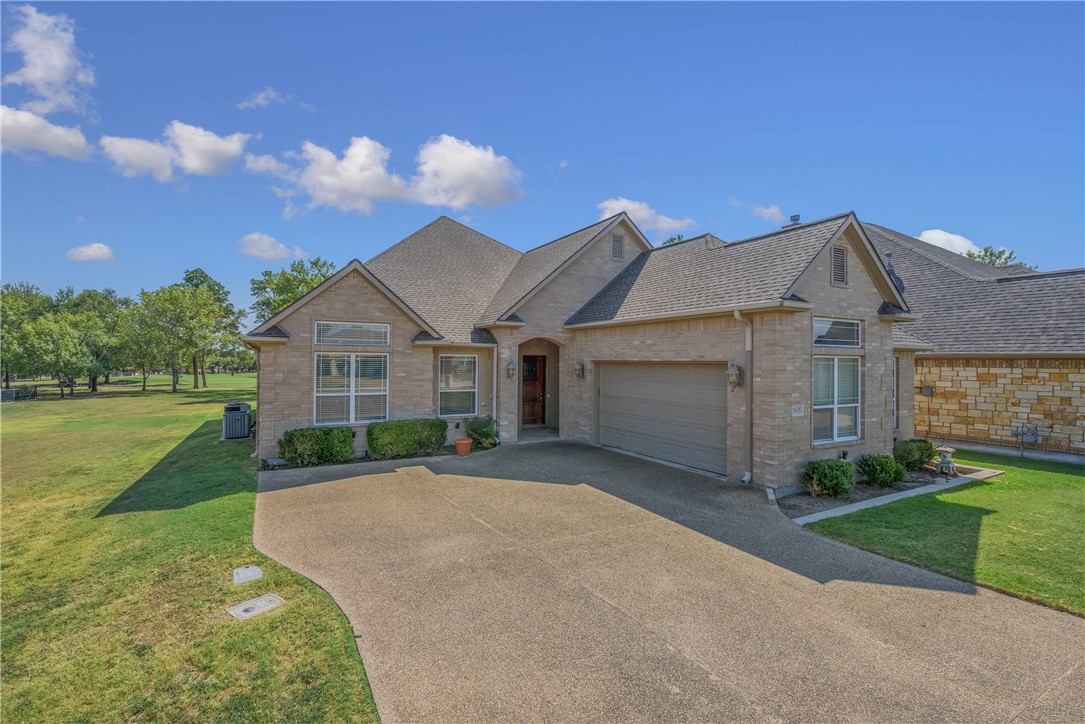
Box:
[811, 438, 861, 450]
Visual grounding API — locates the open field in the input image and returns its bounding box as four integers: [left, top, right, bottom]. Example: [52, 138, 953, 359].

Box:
[809, 451, 1085, 616]
[1, 374, 377, 721]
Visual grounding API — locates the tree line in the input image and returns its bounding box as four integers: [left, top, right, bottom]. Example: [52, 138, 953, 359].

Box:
[1, 257, 338, 397]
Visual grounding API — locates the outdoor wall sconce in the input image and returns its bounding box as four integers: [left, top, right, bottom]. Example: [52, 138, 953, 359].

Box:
[506, 361, 516, 379]
[573, 360, 585, 378]
[726, 361, 744, 391]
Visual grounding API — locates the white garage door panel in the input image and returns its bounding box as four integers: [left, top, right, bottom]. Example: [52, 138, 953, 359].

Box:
[598, 363, 727, 474]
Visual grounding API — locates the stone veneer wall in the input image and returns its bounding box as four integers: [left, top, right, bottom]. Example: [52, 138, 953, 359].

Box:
[914, 357, 1085, 454]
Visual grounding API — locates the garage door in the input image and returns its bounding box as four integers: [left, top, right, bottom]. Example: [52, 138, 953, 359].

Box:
[597, 363, 727, 474]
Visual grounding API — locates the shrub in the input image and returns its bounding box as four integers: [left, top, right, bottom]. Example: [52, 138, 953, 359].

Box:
[894, 438, 937, 471]
[366, 418, 448, 460]
[803, 459, 855, 498]
[856, 454, 906, 487]
[464, 416, 498, 450]
[278, 426, 355, 467]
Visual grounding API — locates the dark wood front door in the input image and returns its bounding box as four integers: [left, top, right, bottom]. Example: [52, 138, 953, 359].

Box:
[521, 355, 546, 425]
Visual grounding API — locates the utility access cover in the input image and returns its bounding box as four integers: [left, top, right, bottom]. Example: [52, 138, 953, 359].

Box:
[228, 594, 283, 620]
[233, 565, 263, 584]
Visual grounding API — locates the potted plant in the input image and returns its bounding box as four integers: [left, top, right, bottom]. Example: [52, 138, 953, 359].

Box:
[454, 437, 473, 456]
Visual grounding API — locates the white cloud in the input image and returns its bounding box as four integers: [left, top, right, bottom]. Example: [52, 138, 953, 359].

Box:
[596, 197, 695, 234]
[1, 104, 91, 158]
[100, 135, 176, 181]
[101, 120, 251, 182]
[237, 87, 287, 110]
[918, 229, 982, 256]
[559, 159, 569, 169]
[2, 5, 95, 115]
[726, 197, 743, 208]
[412, 134, 522, 209]
[237, 232, 305, 261]
[751, 204, 785, 223]
[66, 242, 114, 262]
[248, 133, 522, 215]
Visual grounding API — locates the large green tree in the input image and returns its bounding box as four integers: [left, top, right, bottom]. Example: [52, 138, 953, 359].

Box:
[183, 269, 244, 388]
[57, 288, 133, 390]
[249, 257, 337, 324]
[1, 282, 55, 388]
[12, 313, 92, 398]
[139, 285, 217, 393]
[116, 302, 164, 391]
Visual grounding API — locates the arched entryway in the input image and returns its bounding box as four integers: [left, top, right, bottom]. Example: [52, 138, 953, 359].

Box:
[517, 337, 562, 440]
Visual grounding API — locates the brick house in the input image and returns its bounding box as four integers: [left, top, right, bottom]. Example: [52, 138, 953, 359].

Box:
[244, 212, 921, 490]
[864, 225, 1085, 456]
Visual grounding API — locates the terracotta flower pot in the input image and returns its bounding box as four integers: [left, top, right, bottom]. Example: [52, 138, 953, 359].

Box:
[454, 438, 473, 456]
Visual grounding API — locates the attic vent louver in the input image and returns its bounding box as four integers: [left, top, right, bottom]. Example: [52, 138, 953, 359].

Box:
[831, 247, 848, 286]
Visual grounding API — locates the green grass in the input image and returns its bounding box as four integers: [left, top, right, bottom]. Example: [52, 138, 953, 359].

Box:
[1, 374, 378, 722]
[808, 451, 1085, 616]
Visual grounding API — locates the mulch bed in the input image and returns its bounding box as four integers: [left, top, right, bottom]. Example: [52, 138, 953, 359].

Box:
[778, 467, 955, 519]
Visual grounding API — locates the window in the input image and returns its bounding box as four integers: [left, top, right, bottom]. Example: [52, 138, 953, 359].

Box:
[814, 318, 860, 347]
[439, 355, 477, 416]
[611, 234, 624, 260]
[893, 356, 900, 430]
[315, 353, 387, 424]
[831, 246, 848, 285]
[316, 321, 389, 346]
[813, 356, 860, 443]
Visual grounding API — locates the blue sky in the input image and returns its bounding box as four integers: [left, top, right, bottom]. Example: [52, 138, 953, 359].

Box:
[3, 2, 1083, 318]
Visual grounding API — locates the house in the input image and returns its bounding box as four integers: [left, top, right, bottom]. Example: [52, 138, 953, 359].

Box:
[864, 225, 1085, 456]
[243, 211, 921, 490]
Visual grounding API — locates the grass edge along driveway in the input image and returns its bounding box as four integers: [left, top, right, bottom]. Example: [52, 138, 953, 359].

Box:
[1, 375, 377, 722]
[808, 451, 1085, 617]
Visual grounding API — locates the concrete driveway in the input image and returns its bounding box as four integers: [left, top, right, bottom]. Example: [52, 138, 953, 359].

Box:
[255, 442, 1083, 722]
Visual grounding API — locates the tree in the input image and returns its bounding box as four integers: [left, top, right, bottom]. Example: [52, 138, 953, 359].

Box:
[57, 288, 133, 390]
[1, 282, 54, 388]
[965, 245, 1037, 269]
[183, 268, 244, 388]
[140, 285, 216, 393]
[662, 234, 684, 246]
[249, 257, 337, 324]
[117, 302, 163, 391]
[12, 313, 91, 398]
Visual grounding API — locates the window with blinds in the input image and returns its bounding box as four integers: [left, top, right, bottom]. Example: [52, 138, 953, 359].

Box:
[316, 321, 389, 346]
[315, 353, 388, 424]
[438, 355, 477, 416]
[813, 356, 860, 443]
[831, 246, 848, 286]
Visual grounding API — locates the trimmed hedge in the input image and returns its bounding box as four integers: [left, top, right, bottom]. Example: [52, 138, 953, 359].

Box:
[464, 416, 498, 450]
[803, 459, 855, 498]
[894, 438, 937, 471]
[278, 426, 355, 467]
[366, 418, 448, 460]
[856, 453, 906, 487]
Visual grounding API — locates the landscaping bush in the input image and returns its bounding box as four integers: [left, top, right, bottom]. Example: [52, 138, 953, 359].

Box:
[278, 426, 355, 467]
[464, 416, 498, 450]
[856, 453, 906, 487]
[803, 459, 855, 498]
[894, 438, 937, 471]
[366, 418, 448, 460]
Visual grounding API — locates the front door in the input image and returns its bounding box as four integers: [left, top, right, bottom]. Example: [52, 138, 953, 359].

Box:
[521, 355, 546, 425]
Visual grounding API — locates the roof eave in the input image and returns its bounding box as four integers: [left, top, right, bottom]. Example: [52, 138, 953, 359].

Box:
[412, 339, 496, 348]
[880, 312, 919, 322]
[564, 299, 813, 330]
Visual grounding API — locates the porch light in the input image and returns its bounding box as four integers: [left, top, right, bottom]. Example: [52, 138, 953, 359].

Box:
[506, 360, 516, 379]
[573, 360, 585, 378]
[726, 361, 743, 391]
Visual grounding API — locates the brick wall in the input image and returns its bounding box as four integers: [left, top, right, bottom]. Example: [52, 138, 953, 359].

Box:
[914, 357, 1085, 454]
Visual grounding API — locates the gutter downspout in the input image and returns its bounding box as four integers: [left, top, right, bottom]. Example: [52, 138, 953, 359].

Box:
[492, 344, 499, 421]
[734, 310, 754, 484]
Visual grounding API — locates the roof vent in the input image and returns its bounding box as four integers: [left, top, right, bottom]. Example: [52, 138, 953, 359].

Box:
[782, 214, 801, 228]
[885, 252, 906, 293]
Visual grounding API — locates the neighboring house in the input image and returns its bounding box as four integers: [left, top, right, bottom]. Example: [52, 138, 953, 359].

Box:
[865, 225, 1085, 456]
[244, 212, 919, 490]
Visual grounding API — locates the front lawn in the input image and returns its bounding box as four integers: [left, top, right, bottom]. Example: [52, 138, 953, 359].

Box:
[1, 375, 377, 721]
[808, 451, 1085, 616]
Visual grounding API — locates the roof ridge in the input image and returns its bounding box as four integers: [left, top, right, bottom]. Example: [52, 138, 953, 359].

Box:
[995, 267, 1085, 282]
[433, 215, 522, 255]
[647, 232, 724, 252]
[522, 213, 623, 254]
[861, 223, 1000, 283]
[717, 212, 853, 249]
[365, 216, 520, 266]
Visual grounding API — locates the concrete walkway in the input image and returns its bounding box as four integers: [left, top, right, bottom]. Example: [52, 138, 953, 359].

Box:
[255, 442, 1084, 722]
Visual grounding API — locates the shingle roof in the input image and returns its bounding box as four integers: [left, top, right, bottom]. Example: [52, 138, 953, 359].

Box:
[566, 213, 852, 326]
[364, 217, 522, 344]
[478, 216, 619, 324]
[245, 324, 289, 339]
[865, 223, 1085, 356]
[892, 325, 933, 349]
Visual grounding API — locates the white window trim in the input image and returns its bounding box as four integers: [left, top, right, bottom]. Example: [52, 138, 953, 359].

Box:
[313, 352, 389, 425]
[438, 354, 478, 418]
[813, 355, 861, 444]
[813, 317, 862, 348]
[315, 320, 391, 346]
